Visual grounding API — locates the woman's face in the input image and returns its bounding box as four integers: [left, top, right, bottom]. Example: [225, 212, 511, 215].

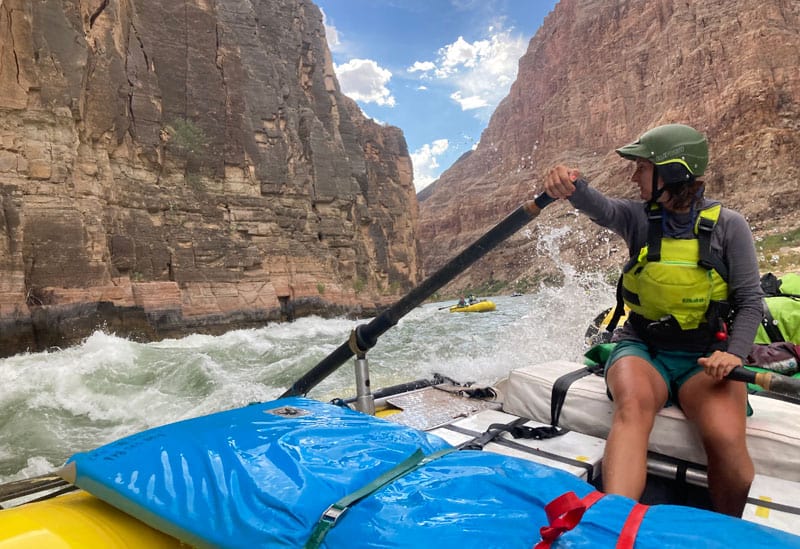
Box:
[631, 158, 699, 212]
[631, 159, 657, 201]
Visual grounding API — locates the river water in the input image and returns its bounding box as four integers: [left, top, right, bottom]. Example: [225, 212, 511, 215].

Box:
[0, 240, 615, 485]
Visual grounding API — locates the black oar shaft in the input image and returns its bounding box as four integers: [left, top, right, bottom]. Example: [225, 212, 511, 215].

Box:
[728, 366, 800, 398]
[727, 366, 757, 384]
[281, 193, 555, 398]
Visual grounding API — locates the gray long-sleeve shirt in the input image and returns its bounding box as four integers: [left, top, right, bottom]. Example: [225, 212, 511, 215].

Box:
[568, 179, 763, 358]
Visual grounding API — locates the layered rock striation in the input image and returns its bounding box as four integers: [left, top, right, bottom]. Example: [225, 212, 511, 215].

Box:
[0, 0, 420, 356]
[418, 0, 800, 294]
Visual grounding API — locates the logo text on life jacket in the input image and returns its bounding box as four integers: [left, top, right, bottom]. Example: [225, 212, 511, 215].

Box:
[682, 297, 705, 303]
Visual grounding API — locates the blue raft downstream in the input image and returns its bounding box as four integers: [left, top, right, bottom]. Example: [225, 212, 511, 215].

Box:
[57, 397, 800, 548]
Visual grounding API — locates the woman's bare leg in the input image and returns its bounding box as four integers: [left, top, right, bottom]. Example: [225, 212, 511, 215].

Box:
[679, 373, 753, 516]
[603, 356, 669, 499]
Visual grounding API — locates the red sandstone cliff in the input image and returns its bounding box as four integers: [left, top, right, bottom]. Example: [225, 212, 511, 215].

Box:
[418, 0, 800, 294]
[0, 0, 420, 356]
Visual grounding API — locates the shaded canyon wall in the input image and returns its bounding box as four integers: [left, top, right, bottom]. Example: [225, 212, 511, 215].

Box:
[0, 0, 420, 356]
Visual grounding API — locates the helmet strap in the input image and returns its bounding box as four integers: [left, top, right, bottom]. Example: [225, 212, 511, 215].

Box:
[649, 167, 665, 207]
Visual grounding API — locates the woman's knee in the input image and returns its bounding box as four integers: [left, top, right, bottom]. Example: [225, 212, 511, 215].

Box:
[702, 423, 749, 459]
[607, 357, 668, 412]
[610, 394, 661, 429]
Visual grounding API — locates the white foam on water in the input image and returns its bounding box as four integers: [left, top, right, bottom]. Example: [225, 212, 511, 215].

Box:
[0, 228, 617, 483]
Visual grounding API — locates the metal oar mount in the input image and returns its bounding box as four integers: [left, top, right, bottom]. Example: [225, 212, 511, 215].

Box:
[280, 192, 556, 398]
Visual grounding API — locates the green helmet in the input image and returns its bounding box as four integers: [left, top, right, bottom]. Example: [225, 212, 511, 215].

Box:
[616, 124, 708, 177]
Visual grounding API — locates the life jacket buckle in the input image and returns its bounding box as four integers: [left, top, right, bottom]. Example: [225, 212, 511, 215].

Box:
[645, 315, 681, 338]
[646, 209, 662, 222]
[696, 216, 715, 233]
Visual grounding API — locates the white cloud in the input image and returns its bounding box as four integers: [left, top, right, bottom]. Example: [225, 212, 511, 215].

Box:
[437, 36, 483, 75]
[320, 9, 342, 52]
[323, 12, 395, 108]
[408, 61, 436, 73]
[450, 91, 488, 111]
[407, 25, 527, 117]
[411, 139, 449, 192]
[334, 59, 396, 107]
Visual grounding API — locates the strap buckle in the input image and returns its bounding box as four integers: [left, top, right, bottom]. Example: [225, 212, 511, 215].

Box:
[697, 216, 715, 233]
[320, 504, 346, 525]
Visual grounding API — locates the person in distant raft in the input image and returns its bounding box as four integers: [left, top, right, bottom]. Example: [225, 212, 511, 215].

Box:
[543, 124, 763, 517]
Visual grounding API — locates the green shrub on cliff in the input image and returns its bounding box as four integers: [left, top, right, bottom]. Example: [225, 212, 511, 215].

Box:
[163, 118, 208, 160]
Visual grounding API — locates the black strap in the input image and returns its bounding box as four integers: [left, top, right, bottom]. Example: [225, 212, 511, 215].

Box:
[696, 215, 729, 280]
[645, 206, 662, 262]
[760, 272, 782, 295]
[761, 298, 785, 343]
[455, 419, 564, 452]
[758, 274, 800, 297]
[441, 423, 594, 478]
[455, 418, 523, 450]
[488, 421, 564, 441]
[431, 375, 497, 400]
[551, 365, 602, 427]
[604, 275, 627, 336]
[433, 384, 497, 400]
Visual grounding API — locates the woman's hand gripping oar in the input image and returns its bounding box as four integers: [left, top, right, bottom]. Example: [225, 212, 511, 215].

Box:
[698, 344, 800, 400]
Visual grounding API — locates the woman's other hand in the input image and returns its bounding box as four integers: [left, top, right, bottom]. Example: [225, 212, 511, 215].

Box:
[544, 165, 580, 199]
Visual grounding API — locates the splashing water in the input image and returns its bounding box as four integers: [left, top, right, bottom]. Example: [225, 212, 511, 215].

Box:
[0, 229, 615, 484]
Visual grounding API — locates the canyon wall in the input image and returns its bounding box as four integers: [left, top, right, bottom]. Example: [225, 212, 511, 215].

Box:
[418, 0, 800, 295]
[0, 0, 420, 356]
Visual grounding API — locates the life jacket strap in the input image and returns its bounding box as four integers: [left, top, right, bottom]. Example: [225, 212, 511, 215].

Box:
[604, 275, 628, 335]
[645, 206, 662, 262]
[696, 214, 729, 279]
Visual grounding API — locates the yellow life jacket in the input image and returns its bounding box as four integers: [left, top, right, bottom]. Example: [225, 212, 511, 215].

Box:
[621, 204, 729, 331]
[755, 272, 800, 344]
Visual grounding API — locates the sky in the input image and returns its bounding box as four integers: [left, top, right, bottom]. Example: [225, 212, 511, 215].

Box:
[314, 0, 560, 193]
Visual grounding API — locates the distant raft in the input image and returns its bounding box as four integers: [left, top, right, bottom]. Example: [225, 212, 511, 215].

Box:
[36, 397, 800, 549]
[449, 300, 496, 313]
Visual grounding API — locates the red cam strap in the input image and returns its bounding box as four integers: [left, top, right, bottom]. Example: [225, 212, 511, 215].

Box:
[617, 502, 649, 549]
[534, 490, 604, 549]
[534, 491, 649, 549]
